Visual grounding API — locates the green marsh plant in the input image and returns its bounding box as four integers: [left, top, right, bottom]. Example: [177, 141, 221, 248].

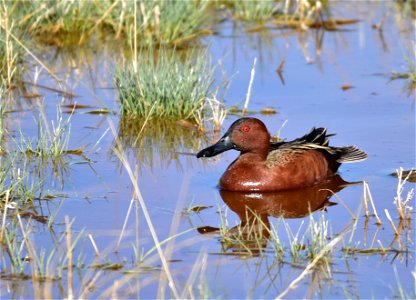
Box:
[0, 2, 24, 88]
[229, 0, 278, 22]
[122, 0, 210, 46]
[1, 212, 85, 284]
[0, 156, 37, 206]
[13, 106, 83, 162]
[9, 0, 210, 46]
[115, 48, 214, 121]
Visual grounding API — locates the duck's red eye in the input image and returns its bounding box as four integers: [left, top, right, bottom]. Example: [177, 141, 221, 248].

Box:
[242, 125, 250, 132]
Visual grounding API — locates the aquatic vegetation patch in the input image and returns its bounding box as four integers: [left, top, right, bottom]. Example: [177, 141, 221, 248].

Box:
[0, 215, 85, 282]
[223, 0, 335, 27]
[0, 156, 38, 206]
[9, 0, 105, 35]
[227, 0, 279, 22]
[8, 0, 210, 46]
[0, 6, 25, 88]
[115, 48, 215, 121]
[120, 0, 210, 46]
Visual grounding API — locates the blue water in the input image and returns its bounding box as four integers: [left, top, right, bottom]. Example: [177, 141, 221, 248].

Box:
[1, 2, 414, 299]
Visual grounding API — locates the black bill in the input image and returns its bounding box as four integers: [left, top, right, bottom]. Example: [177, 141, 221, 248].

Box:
[196, 134, 234, 158]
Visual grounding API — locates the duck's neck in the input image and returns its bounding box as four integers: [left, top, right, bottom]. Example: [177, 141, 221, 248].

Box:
[239, 150, 268, 162]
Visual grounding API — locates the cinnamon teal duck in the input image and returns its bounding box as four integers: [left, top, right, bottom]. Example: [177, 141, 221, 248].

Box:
[197, 117, 367, 192]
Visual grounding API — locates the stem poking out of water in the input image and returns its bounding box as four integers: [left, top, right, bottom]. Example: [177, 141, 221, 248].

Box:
[363, 181, 382, 225]
[384, 209, 400, 236]
[88, 234, 100, 256]
[65, 216, 74, 300]
[241, 57, 257, 117]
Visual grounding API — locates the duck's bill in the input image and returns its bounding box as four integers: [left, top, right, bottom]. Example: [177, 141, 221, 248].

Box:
[196, 135, 234, 158]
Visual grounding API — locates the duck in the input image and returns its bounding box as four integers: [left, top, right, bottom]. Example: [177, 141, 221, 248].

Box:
[197, 117, 367, 192]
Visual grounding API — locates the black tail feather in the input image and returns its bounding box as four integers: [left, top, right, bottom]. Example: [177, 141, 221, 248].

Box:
[334, 146, 368, 163]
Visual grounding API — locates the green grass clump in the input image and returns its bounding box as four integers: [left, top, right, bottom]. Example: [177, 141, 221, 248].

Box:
[0, 6, 24, 88]
[121, 0, 210, 45]
[115, 48, 214, 120]
[9, 0, 102, 35]
[0, 156, 37, 206]
[222, 0, 330, 24]
[8, 0, 210, 46]
[229, 0, 278, 22]
[15, 108, 72, 159]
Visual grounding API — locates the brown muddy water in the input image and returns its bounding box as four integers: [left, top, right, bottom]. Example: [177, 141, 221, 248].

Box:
[1, 2, 415, 299]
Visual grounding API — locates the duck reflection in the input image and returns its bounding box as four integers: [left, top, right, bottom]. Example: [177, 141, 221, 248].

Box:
[198, 175, 356, 255]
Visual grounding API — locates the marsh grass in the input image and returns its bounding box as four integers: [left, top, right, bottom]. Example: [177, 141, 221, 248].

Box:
[343, 171, 414, 259]
[121, 0, 210, 46]
[11, 106, 86, 165]
[9, 0, 210, 46]
[228, 0, 278, 22]
[0, 157, 37, 206]
[11, 0, 98, 35]
[222, 0, 340, 30]
[17, 110, 71, 159]
[2, 140, 414, 299]
[115, 47, 215, 121]
[215, 203, 334, 263]
[0, 2, 24, 88]
[0, 103, 86, 213]
[391, 63, 416, 96]
[0, 211, 85, 284]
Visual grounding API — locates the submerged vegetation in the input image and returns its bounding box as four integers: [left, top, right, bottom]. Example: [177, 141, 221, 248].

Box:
[116, 117, 207, 169]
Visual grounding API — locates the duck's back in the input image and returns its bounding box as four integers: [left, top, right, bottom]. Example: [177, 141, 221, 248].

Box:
[268, 127, 367, 174]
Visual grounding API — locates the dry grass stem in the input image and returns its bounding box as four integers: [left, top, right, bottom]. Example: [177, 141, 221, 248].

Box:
[370, 225, 381, 248]
[241, 57, 257, 117]
[88, 0, 120, 36]
[180, 251, 207, 299]
[363, 182, 370, 217]
[321, 188, 356, 219]
[377, 240, 386, 253]
[0, 190, 10, 242]
[394, 168, 414, 220]
[0, 22, 61, 83]
[276, 224, 351, 299]
[108, 120, 179, 298]
[364, 181, 382, 225]
[65, 216, 74, 300]
[363, 217, 369, 247]
[384, 209, 400, 236]
[116, 195, 135, 251]
[88, 234, 100, 256]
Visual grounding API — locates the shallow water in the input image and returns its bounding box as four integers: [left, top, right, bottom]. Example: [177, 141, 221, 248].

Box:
[1, 2, 415, 299]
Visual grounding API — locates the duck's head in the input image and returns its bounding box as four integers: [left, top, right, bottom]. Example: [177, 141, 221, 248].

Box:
[197, 117, 270, 158]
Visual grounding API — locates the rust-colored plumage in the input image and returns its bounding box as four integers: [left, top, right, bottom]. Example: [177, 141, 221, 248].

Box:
[197, 117, 367, 192]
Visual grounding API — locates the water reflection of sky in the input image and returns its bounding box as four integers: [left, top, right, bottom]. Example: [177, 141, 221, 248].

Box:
[3, 2, 414, 298]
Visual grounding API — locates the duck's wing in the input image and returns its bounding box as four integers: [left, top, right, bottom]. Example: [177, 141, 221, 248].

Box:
[269, 127, 332, 151]
[268, 127, 367, 168]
